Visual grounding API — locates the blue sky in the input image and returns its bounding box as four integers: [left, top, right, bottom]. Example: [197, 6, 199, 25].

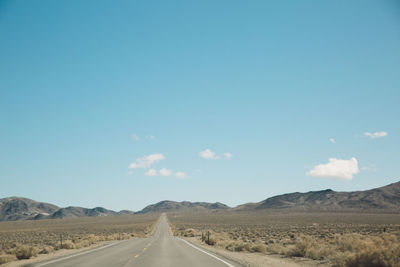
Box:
[0, 0, 399, 211]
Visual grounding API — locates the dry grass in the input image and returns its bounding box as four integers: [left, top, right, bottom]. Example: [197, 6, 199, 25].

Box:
[169, 211, 400, 267]
[0, 254, 16, 265]
[0, 214, 158, 264]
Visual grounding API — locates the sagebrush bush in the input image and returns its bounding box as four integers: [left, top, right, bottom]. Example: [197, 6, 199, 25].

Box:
[39, 246, 54, 254]
[225, 241, 251, 251]
[15, 245, 38, 259]
[61, 240, 75, 249]
[251, 243, 266, 253]
[287, 235, 311, 257]
[343, 234, 400, 267]
[183, 228, 200, 237]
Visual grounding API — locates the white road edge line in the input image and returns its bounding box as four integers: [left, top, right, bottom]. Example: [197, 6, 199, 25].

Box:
[178, 238, 235, 267]
[34, 240, 128, 267]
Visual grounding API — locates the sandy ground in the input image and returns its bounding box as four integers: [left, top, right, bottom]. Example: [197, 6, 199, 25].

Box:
[3, 240, 119, 267]
[184, 237, 330, 267]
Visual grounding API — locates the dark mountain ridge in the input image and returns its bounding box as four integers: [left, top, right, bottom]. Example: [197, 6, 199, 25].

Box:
[49, 206, 118, 219]
[0, 197, 59, 221]
[1, 181, 399, 221]
[235, 181, 400, 212]
[0, 197, 133, 221]
[136, 200, 229, 214]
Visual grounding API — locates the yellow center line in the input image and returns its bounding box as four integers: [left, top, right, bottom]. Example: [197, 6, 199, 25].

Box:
[134, 254, 140, 258]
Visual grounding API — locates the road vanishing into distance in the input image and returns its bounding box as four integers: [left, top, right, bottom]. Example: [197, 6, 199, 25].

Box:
[34, 214, 239, 267]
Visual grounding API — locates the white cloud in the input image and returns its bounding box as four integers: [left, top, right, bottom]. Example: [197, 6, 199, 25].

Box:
[159, 168, 172, 176]
[129, 153, 165, 169]
[175, 171, 187, 179]
[146, 135, 155, 140]
[199, 149, 217, 159]
[145, 169, 157, 176]
[364, 131, 387, 139]
[307, 157, 359, 180]
[199, 149, 233, 160]
[329, 138, 336, 143]
[129, 154, 186, 179]
[224, 152, 233, 159]
[131, 133, 140, 141]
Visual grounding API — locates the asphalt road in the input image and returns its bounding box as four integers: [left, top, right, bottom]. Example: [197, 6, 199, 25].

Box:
[34, 214, 239, 267]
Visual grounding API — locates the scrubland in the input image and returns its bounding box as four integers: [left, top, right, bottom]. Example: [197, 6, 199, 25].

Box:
[0, 214, 158, 265]
[169, 211, 400, 267]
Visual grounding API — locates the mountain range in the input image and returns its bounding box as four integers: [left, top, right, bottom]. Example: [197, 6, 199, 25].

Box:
[1, 181, 399, 221]
[0, 197, 130, 221]
[235, 181, 400, 212]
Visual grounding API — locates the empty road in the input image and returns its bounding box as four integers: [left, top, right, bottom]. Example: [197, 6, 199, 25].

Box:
[34, 214, 239, 267]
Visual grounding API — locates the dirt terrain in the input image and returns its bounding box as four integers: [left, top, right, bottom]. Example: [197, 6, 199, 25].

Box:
[0, 214, 158, 265]
[169, 211, 400, 266]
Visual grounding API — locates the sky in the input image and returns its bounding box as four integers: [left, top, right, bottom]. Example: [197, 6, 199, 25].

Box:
[0, 0, 399, 211]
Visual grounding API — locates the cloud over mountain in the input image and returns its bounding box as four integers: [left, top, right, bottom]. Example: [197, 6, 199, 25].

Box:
[307, 157, 359, 180]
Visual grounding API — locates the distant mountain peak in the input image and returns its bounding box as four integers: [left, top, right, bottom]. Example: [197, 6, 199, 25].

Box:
[136, 200, 230, 214]
[0, 197, 59, 221]
[0, 197, 133, 221]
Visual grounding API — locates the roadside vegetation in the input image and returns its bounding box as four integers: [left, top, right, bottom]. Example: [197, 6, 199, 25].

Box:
[169, 211, 400, 267]
[0, 214, 158, 265]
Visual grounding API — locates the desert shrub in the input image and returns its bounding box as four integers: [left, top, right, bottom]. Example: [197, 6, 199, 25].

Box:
[121, 233, 131, 240]
[344, 234, 400, 267]
[61, 240, 75, 249]
[183, 228, 199, 237]
[284, 234, 332, 260]
[74, 239, 90, 249]
[0, 254, 17, 264]
[287, 235, 311, 257]
[251, 243, 266, 253]
[205, 236, 217, 246]
[39, 246, 54, 254]
[330, 251, 353, 267]
[225, 241, 250, 252]
[15, 245, 38, 259]
[225, 242, 235, 251]
[266, 243, 287, 254]
[85, 234, 99, 245]
[237, 242, 251, 251]
[346, 251, 387, 267]
[304, 246, 331, 260]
